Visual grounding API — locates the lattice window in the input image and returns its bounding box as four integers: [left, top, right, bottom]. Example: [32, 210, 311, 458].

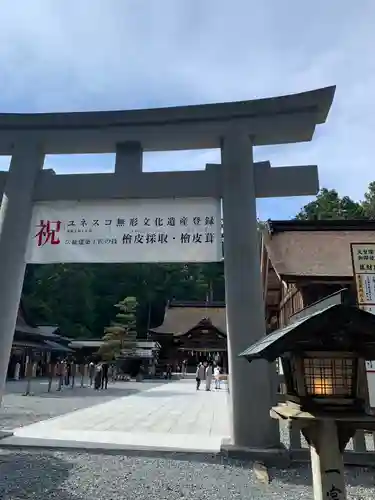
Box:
[303, 357, 356, 397]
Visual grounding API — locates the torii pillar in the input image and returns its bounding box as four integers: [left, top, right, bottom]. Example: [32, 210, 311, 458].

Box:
[222, 130, 277, 448]
[0, 86, 335, 448]
[220, 131, 291, 448]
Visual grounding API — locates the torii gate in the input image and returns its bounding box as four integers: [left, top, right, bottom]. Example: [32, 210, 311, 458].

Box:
[0, 85, 335, 449]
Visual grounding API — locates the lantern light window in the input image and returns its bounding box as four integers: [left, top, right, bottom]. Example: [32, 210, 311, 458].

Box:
[303, 357, 356, 398]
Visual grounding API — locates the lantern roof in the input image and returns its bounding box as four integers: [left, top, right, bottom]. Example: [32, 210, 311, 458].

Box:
[240, 304, 375, 362]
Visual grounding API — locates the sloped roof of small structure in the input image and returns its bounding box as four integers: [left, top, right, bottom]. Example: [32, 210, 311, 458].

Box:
[43, 340, 74, 353]
[15, 300, 44, 336]
[37, 325, 71, 341]
[263, 219, 375, 278]
[16, 302, 67, 339]
[150, 301, 227, 335]
[69, 339, 160, 349]
[37, 325, 59, 336]
[241, 303, 375, 362]
[12, 300, 69, 350]
[69, 339, 103, 349]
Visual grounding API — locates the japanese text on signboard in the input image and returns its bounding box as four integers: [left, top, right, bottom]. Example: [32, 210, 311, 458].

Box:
[351, 243, 375, 375]
[27, 199, 222, 264]
[34, 215, 216, 247]
[351, 244, 375, 274]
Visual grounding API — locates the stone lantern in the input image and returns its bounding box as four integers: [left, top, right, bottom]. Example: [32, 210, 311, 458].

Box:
[240, 303, 375, 500]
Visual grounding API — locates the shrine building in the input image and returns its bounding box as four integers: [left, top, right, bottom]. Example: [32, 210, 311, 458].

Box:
[261, 219, 375, 331]
[149, 300, 227, 372]
[8, 300, 72, 379]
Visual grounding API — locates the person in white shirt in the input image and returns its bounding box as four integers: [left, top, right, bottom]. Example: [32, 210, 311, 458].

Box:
[89, 361, 95, 387]
[214, 365, 221, 390]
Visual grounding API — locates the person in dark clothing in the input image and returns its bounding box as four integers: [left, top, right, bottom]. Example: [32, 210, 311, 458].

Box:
[164, 364, 172, 380]
[101, 362, 109, 389]
[94, 363, 102, 390]
[65, 360, 71, 386]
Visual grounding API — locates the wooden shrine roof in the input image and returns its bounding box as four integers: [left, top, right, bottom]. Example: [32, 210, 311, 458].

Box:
[15, 300, 45, 336]
[13, 300, 69, 352]
[263, 219, 375, 279]
[150, 301, 227, 336]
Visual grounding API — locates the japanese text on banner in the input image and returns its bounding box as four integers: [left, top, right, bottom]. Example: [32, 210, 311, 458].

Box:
[27, 199, 222, 264]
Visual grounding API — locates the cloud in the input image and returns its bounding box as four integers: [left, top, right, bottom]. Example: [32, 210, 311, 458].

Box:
[0, 0, 374, 219]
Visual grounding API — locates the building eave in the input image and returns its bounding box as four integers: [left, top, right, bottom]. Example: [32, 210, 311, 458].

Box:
[280, 274, 354, 283]
[267, 219, 375, 234]
[174, 320, 227, 338]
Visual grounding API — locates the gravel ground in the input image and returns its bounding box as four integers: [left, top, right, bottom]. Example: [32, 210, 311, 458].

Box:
[1, 381, 374, 498]
[0, 449, 374, 500]
[0, 379, 166, 429]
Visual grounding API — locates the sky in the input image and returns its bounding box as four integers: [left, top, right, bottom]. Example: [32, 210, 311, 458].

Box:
[0, 0, 374, 220]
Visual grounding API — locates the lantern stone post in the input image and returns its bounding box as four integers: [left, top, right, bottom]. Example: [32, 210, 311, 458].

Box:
[307, 419, 347, 500]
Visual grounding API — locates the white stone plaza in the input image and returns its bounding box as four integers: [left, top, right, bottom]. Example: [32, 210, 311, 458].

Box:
[7, 379, 230, 453]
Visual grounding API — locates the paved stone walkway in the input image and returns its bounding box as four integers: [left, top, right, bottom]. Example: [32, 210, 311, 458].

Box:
[7, 379, 230, 453]
[1, 378, 165, 429]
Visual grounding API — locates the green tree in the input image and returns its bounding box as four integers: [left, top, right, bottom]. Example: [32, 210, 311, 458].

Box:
[296, 188, 366, 220]
[22, 262, 226, 339]
[362, 181, 375, 219]
[257, 219, 267, 230]
[199, 263, 225, 302]
[23, 263, 96, 337]
[99, 296, 138, 360]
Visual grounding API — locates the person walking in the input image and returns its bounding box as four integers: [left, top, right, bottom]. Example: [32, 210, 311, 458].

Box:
[214, 364, 221, 390]
[94, 363, 102, 390]
[109, 363, 115, 382]
[205, 362, 213, 391]
[195, 361, 205, 390]
[101, 362, 109, 390]
[88, 361, 95, 387]
[64, 359, 71, 386]
[182, 359, 187, 378]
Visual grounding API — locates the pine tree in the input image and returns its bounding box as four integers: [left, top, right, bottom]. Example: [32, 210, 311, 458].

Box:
[99, 296, 138, 360]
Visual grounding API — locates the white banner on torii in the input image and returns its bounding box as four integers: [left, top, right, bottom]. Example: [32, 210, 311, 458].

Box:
[26, 198, 222, 264]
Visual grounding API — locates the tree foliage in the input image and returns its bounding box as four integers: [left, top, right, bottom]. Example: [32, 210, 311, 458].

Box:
[22, 262, 225, 339]
[295, 188, 367, 220]
[361, 181, 375, 219]
[99, 296, 138, 360]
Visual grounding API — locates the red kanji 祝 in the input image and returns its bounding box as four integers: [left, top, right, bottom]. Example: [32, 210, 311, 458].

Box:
[35, 220, 61, 247]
